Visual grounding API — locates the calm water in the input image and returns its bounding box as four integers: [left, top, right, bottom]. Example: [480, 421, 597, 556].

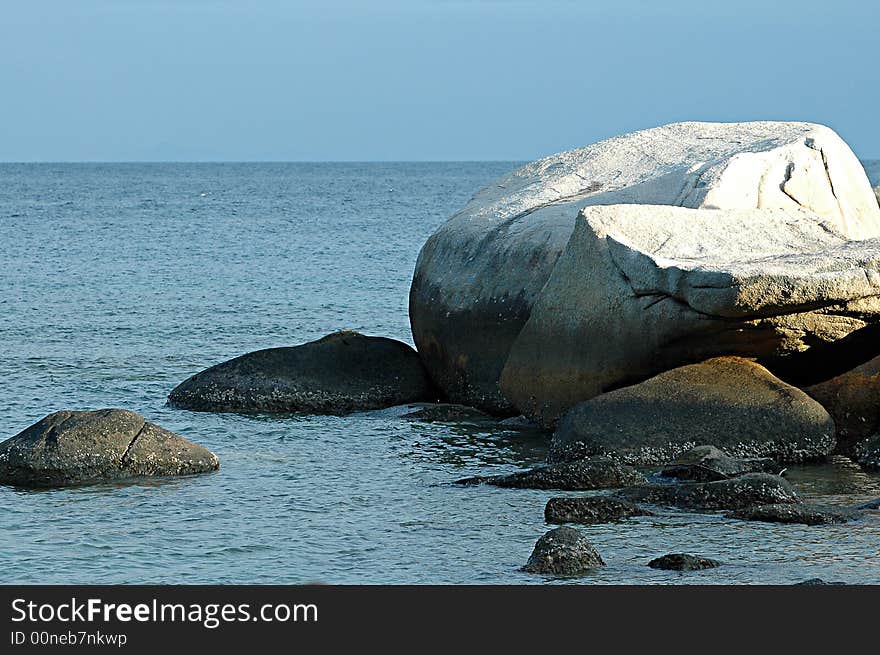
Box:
[1, 162, 879, 585]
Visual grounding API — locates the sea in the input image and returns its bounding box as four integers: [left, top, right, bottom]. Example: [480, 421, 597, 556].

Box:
[1, 161, 879, 584]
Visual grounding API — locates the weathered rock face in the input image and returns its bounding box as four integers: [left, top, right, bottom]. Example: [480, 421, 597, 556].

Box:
[454, 457, 646, 490]
[726, 503, 864, 525]
[0, 409, 219, 488]
[521, 526, 605, 575]
[544, 496, 652, 524]
[548, 358, 836, 466]
[660, 445, 777, 482]
[168, 331, 434, 414]
[614, 473, 799, 511]
[411, 122, 880, 414]
[648, 554, 720, 571]
[502, 205, 880, 425]
[805, 357, 880, 453]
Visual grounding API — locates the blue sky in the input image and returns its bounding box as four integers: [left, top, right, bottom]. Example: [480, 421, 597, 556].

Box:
[1, 0, 877, 161]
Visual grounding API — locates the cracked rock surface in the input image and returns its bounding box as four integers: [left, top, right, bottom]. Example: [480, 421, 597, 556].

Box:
[548, 357, 835, 466]
[502, 205, 880, 425]
[410, 122, 880, 416]
[0, 409, 219, 488]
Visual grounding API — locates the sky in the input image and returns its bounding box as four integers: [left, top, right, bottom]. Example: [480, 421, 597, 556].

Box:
[1, 0, 878, 162]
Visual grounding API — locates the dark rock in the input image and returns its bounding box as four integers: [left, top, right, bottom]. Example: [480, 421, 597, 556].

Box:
[726, 503, 864, 525]
[0, 409, 219, 488]
[168, 330, 434, 414]
[401, 403, 491, 423]
[794, 578, 847, 585]
[648, 554, 721, 571]
[852, 434, 880, 472]
[521, 526, 605, 575]
[615, 473, 799, 511]
[545, 496, 652, 524]
[805, 356, 880, 453]
[455, 457, 646, 491]
[660, 445, 778, 482]
[549, 357, 836, 466]
[853, 497, 880, 510]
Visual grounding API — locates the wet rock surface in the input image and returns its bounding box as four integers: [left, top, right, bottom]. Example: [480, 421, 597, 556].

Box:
[0, 409, 219, 488]
[615, 473, 799, 511]
[853, 434, 880, 472]
[168, 330, 434, 414]
[521, 526, 605, 575]
[727, 503, 864, 525]
[400, 403, 491, 423]
[455, 457, 646, 490]
[548, 358, 836, 465]
[544, 496, 652, 524]
[648, 554, 721, 571]
[660, 445, 778, 482]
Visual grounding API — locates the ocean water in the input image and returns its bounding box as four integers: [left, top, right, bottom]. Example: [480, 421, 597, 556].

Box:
[1, 162, 879, 585]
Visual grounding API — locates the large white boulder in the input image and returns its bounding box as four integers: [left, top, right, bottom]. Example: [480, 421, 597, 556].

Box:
[501, 204, 880, 425]
[410, 122, 880, 413]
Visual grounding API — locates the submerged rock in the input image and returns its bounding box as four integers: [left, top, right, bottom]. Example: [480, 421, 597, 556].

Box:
[411, 122, 880, 416]
[648, 554, 721, 571]
[615, 473, 799, 511]
[521, 526, 605, 575]
[660, 445, 778, 482]
[726, 503, 864, 525]
[548, 358, 835, 466]
[168, 330, 434, 414]
[455, 457, 646, 490]
[400, 403, 491, 423]
[544, 496, 652, 524]
[0, 409, 219, 488]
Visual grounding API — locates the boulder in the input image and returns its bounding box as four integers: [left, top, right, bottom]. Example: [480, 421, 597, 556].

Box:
[726, 503, 864, 525]
[503, 205, 880, 425]
[660, 445, 778, 482]
[548, 358, 835, 466]
[0, 409, 219, 488]
[521, 526, 605, 575]
[455, 457, 646, 490]
[614, 473, 799, 511]
[411, 122, 880, 415]
[544, 496, 652, 524]
[806, 358, 880, 454]
[853, 434, 880, 472]
[168, 330, 434, 414]
[647, 554, 720, 571]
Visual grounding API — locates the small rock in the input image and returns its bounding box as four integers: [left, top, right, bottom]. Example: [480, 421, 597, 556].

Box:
[648, 554, 721, 571]
[521, 526, 605, 575]
[660, 445, 778, 482]
[456, 457, 646, 490]
[401, 403, 491, 423]
[544, 496, 652, 524]
[0, 409, 219, 488]
[726, 503, 863, 525]
[852, 434, 880, 472]
[168, 330, 434, 414]
[615, 473, 798, 511]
